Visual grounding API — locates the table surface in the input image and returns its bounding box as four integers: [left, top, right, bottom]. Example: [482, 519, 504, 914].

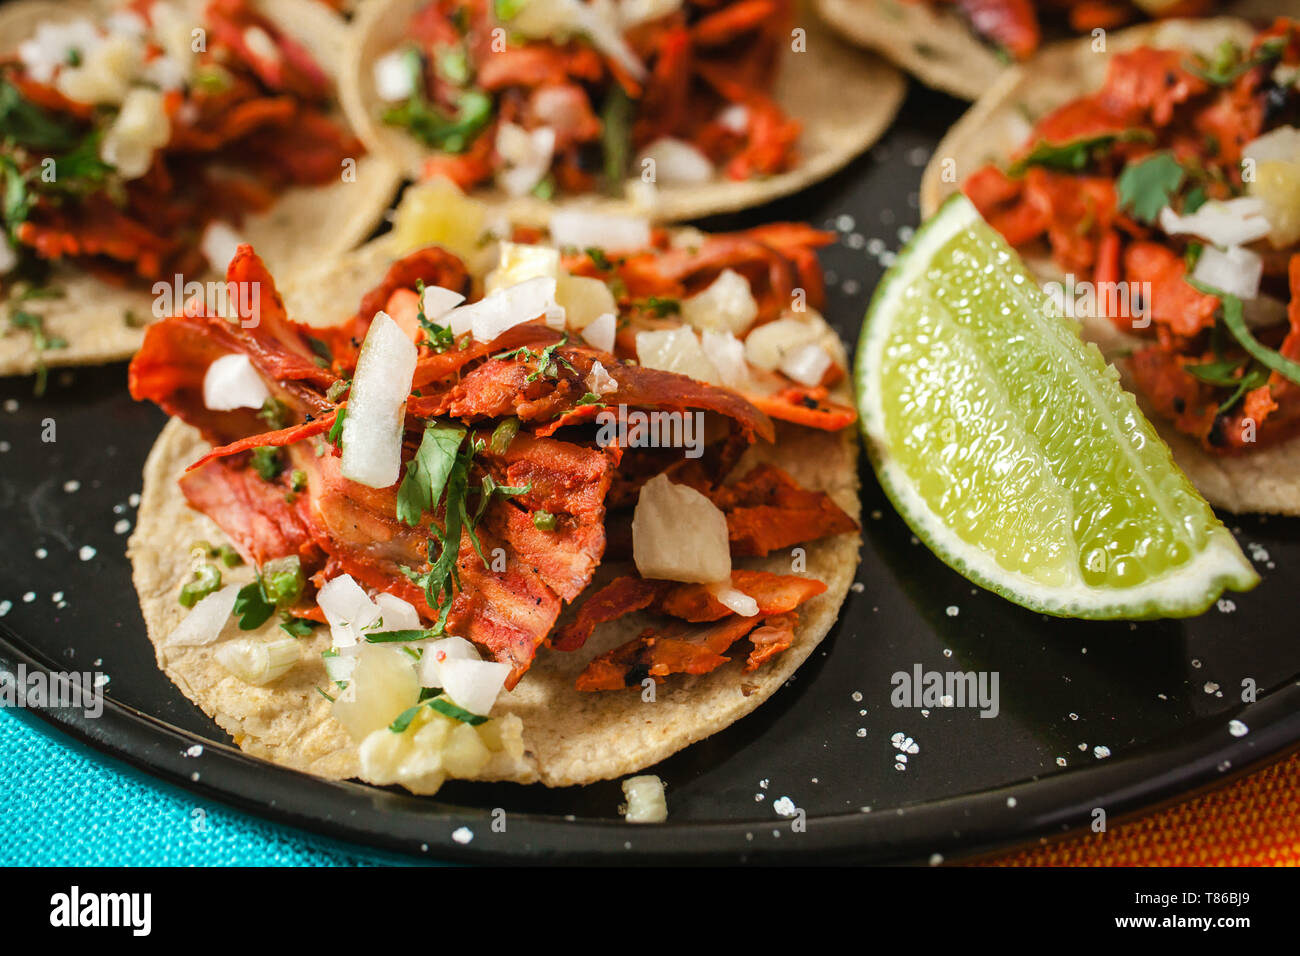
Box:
[3, 705, 1296, 865]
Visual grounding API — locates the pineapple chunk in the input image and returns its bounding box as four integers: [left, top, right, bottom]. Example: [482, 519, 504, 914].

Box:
[486, 242, 561, 294]
[1250, 160, 1300, 249]
[331, 645, 420, 742]
[632, 474, 731, 583]
[557, 273, 617, 330]
[390, 178, 487, 262]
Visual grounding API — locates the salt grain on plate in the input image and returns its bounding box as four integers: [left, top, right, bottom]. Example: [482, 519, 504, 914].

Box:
[1228, 719, 1249, 737]
[1093, 745, 1111, 759]
[63, 480, 80, 493]
[78, 545, 96, 561]
[114, 519, 131, 534]
[22, 592, 35, 603]
[773, 797, 797, 817]
[451, 827, 474, 845]
[0, 601, 11, 617]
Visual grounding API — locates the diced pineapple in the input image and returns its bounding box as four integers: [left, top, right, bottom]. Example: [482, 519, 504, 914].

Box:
[632, 474, 731, 583]
[1250, 160, 1300, 248]
[357, 706, 526, 795]
[486, 242, 561, 294]
[389, 179, 487, 262]
[440, 721, 493, 776]
[557, 273, 617, 330]
[635, 327, 721, 384]
[331, 644, 421, 742]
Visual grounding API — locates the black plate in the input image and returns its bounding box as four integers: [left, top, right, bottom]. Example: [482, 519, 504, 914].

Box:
[3, 86, 1300, 864]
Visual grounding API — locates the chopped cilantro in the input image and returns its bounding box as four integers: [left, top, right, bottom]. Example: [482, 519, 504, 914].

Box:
[414, 279, 455, 352]
[1117, 151, 1185, 224]
[397, 421, 466, 526]
[7, 308, 66, 396]
[532, 510, 557, 530]
[279, 614, 315, 638]
[249, 446, 283, 481]
[1008, 130, 1152, 177]
[256, 397, 290, 430]
[306, 336, 332, 369]
[327, 408, 347, 450]
[233, 581, 275, 630]
[381, 50, 492, 153]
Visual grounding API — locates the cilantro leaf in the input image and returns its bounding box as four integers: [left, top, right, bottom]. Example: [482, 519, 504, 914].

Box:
[233, 581, 275, 630]
[0, 80, 82, 151]
[1117, 151, 1185, 224]
[396, 421, 467, 526]
[1008, 130, 1153, 177]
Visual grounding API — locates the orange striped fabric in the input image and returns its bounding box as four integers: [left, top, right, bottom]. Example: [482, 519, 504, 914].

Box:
[982, 752, 1300, 866]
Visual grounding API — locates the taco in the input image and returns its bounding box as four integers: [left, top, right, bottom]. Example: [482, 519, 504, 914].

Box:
[125, 185, 861, 794]
[814, 0, 1224, 100]
[0, 0, 401, 382]
[921, 16, 1300, 515]
[338, 0, 906, 223]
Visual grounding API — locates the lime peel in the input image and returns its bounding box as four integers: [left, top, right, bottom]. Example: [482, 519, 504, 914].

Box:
[857, 195, 1258, 619]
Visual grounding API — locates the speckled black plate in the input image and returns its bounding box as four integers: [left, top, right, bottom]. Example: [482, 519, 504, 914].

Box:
[3, 86, 1300, 865]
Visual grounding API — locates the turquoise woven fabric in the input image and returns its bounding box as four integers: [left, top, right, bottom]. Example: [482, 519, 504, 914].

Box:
[0, 708, 386, 866]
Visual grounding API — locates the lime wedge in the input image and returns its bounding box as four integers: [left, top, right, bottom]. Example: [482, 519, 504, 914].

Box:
[857, 195, 1258, 618]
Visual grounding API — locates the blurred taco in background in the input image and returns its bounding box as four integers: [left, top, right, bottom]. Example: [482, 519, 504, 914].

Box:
[340, 0, 905, 223]
[0, 0, 400, 383]
[125, 183, 861, 795]
[922, 16, 1300, 513]
[814, 0, 1224, 100]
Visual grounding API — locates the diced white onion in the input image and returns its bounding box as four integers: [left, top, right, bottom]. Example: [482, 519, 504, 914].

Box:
[200, 221, 246, 273]
[548, 210, 651, 252]
[1158, 197, 1273, 248]
[417, 635, 482, 687]
[437, 657, 511, 716]
[495, 123, 556, 198]
[486, 242, 561, 293]
[202, 353, 270, 411]
[372, 592, 422, 632]
[443, 276, 565, 341]
[585, 358, 619, 394]
[323, 651, 357, 685]
[779, 342, 833, 387]
[632, 474, 731, 583]
[716, 104, 749, 134]
[700, 330, 750, 389]
[341, 310, 419, 488]
[0, 237, 18, 276]
[1192, 245, 1263, 301]
[216, 637, 299, 685]
[165, 584, 241, 646]
[373, 49, 416, 102]
[18, 19, 103, 84]
[680, 268, 758, 334]
[99, 86, 169, 179]
[708, 581, 759, 617]
[635, 327, 720, 384]
[317, 574, 383, 649]
[55, 32, 142, 105]
[243, 26, 280, 63]
[582, 313, 617, 354]
[421, 284, 465, 320]
[618, 0, 683, 28]
[638, 137, 714, 185]
[622, 774, 668, 823]
[744, 316, 821, 371]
